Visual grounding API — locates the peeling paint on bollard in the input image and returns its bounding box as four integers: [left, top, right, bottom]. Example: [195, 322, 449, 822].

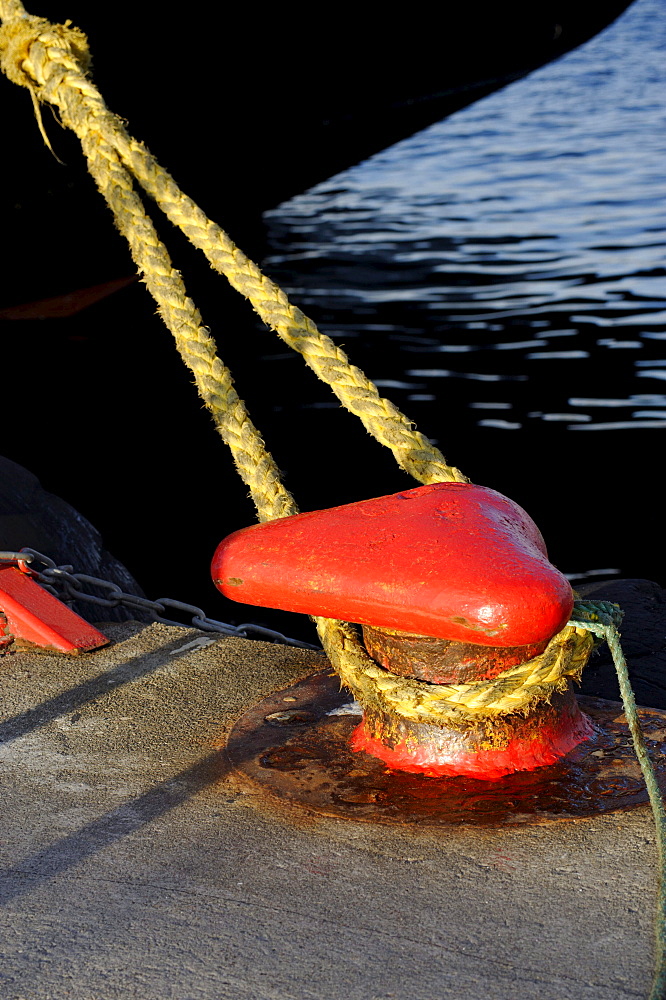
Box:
[355, 621, 595, 778]
[349, 685, 595, 779]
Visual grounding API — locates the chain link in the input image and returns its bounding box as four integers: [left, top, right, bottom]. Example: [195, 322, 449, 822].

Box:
[0, 549, 320, 651]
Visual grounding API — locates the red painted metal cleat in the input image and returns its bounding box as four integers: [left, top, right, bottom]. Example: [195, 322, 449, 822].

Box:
[0, 563, 108, 654]
[212, 482, 590, 780]
[212, 482, 573, 647]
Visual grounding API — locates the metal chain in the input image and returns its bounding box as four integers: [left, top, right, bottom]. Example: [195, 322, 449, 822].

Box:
[0, 550, 319, 651]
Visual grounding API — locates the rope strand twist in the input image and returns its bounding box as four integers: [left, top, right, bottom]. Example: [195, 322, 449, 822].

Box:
[318, 617, 595, 723]
[0, 6, 466, 488]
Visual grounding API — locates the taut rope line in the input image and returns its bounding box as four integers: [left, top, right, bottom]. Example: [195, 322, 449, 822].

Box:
[0, 12, 296, 525]
[0, 8, 466, 489]
[0, 3, 465, 744]
[0, 8, 664, 998]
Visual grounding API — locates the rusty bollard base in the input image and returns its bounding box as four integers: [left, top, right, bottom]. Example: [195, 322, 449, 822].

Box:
[350, 687, 595, 780]
[356, 624, 594, 779]
[226, 670, 666, 827]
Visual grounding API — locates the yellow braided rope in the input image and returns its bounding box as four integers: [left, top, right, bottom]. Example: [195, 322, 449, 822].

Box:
[81, 150, 296, 525]
[318, 618, 594, 723]
[0, 3, 469, 712]
[0, 8, 466, 488]
[115, 152, 467, 486]
[0, 15, 297, 525]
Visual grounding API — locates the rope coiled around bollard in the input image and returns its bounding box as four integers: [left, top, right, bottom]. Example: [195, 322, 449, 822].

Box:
[318, 618, 595, 723]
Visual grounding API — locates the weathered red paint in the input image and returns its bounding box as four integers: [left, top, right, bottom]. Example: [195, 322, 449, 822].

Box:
[0, 565, 108, 654]
[212, 482, 573, 647]
[350, 690, 595, 780]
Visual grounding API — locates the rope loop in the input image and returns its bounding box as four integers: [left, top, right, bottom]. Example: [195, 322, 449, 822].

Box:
[569, 598, 624, 629]
[317, 617, 595, 724]
[0, 14, 90, 91]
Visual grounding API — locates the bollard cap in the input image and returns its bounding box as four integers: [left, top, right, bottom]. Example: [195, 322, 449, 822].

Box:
[211, 483, 573, 647]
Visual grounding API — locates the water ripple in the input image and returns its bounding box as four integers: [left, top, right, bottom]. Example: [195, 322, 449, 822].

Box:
[263, 0, 666, 581]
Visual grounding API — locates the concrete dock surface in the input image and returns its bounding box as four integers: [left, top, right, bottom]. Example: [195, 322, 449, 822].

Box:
[0, 618, 658, 999]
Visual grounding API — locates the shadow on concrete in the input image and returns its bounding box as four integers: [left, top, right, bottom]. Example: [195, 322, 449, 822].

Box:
[0, 749, 233, 906]
[0, 633, 196, 745]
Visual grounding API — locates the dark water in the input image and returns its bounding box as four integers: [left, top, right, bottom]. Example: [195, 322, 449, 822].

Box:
[258, 0, 666, 605]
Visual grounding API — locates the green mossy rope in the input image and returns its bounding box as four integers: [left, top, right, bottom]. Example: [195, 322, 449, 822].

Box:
[571, 601, 666, 1000]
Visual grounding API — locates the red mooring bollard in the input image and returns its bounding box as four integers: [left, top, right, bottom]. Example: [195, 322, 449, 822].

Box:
[212, 483, 593, 779]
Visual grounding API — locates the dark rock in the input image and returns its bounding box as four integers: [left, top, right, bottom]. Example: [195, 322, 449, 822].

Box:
[0, 456, 145, 623]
